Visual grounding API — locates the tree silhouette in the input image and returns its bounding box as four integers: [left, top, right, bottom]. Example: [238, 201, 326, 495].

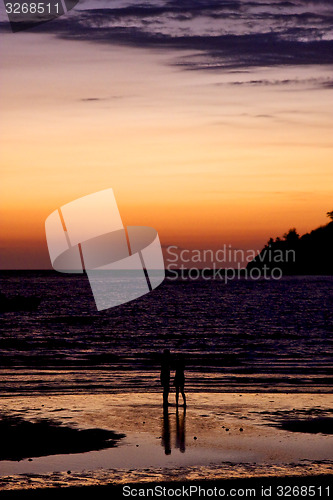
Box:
[247, 210, 333, 275]
[283, 228, 300, 245]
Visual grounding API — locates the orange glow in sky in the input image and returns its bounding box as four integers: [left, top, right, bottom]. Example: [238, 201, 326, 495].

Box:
[1, 21, 332, 268]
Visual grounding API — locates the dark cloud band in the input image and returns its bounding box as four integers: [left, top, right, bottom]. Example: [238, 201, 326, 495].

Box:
[1, 0, 332, 71]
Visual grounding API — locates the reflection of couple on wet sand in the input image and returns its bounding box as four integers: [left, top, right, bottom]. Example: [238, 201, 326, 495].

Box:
[162, 405, 186, 455]
[160, 349, 186, 408]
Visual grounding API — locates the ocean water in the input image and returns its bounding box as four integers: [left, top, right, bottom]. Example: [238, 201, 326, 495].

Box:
[0, 272, 332, 395]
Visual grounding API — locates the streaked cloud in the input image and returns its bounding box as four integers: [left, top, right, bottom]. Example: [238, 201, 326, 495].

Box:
[222, 77, 333, 89]
[1, 0, 332, 72]
[80, 95, 124, 102]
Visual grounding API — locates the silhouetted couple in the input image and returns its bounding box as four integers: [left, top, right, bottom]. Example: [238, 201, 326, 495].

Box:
[160, 349, 186, 408]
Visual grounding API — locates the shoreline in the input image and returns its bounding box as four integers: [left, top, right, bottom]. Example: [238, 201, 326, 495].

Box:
[0, 475, 332, 499]
[0, 392, 332, 493]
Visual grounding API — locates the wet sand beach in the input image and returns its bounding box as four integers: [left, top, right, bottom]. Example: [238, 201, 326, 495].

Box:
[0, 392, 332, 494]
[0, 475, 332, 500]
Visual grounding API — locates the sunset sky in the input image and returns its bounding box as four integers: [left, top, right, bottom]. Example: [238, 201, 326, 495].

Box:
[0, 0, 332, 269]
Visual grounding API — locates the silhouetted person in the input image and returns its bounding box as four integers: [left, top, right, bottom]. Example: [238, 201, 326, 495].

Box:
[175, 407, 186, 453]
[161, 405, 171, 455]
[173, 354, 186, 407]
[160, 349, 171, 407]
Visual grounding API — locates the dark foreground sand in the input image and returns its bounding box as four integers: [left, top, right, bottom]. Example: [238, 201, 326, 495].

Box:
[0, 475, 332, 499]
[0, 414, 125, 461]
[0, 393, 332, 497]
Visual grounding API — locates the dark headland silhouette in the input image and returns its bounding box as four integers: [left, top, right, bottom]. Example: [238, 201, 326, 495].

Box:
[247, 211, 333, 275]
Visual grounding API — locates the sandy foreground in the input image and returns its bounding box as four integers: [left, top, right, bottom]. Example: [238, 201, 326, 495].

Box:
[0, 392, 332, 492]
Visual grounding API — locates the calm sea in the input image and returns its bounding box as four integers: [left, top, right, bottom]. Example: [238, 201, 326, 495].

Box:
[0, 272, 332, 395]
